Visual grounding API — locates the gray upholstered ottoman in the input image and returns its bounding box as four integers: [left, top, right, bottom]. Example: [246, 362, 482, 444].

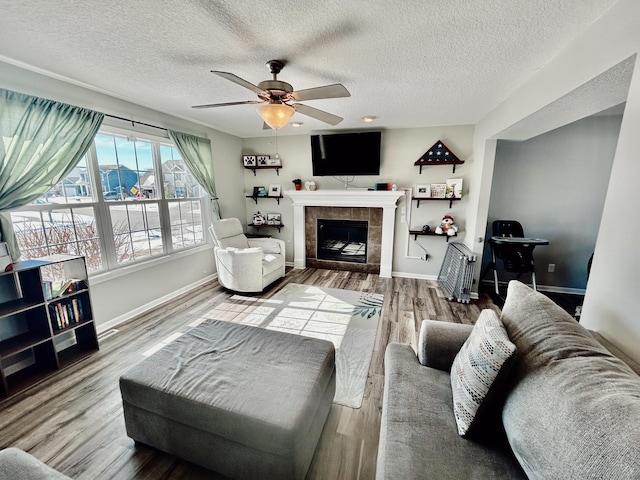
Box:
[119, 319, 336, 480]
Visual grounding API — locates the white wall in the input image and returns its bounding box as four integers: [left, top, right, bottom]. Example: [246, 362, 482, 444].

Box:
[0, 60, 245, 330]
[484, 114, 621, 291]
[241, 125, 475, 277]
[471, 0, 640, 361]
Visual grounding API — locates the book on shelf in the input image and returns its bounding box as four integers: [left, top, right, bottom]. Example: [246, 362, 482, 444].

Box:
[43, 280, 53, 300]
[50, 279, 86, 298]
[51, 298, 84, 330]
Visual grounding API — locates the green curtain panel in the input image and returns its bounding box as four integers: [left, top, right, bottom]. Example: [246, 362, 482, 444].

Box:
[0, 88, 104, 260]
[168, 129, 221, 219]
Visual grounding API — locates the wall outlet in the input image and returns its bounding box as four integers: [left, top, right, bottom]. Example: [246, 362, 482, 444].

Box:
[400, 215, 406, 223]
[548, 263, 555, 272]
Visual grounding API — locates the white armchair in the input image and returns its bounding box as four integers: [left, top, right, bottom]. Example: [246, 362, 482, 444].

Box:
[210, 218, 286, 292]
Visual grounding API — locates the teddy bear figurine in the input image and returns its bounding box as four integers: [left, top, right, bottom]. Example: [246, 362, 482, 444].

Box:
[435, 214, 458, 236]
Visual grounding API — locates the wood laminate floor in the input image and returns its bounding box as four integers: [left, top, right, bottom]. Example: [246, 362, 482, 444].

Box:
[0, 268, 500, 480]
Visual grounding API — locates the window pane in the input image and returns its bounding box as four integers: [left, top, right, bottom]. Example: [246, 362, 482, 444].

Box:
[169, 200, 204, 249]
[110, 203, 163, 264]
[32, 155, 93, 204]
[96, 134, 156, 200]
[160, 145, 202, 199]
[11, 207, 103, 272]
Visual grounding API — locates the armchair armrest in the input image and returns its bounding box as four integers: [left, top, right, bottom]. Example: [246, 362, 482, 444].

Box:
[417, 320, 473, 371]
[215, 246, 263, 274]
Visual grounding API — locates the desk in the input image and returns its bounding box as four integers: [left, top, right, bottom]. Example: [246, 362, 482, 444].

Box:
[486, 236, 549, 298]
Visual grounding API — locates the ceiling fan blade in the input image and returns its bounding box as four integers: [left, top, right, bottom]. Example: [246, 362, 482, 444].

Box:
[294, 104, 343, 126]
[291, 84, 350, 101]
[212, 71, 267, 95]
[192, 100, 262, 109]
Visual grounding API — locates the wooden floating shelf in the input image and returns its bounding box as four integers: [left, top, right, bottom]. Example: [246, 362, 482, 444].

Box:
[412, 197, 461, 208]
[414, 159, 465, 174]
[409, 230, 457, 242]
[246, 195, 284, 205]
[244, 166, 280, 176]
[249, 223, 284, 233]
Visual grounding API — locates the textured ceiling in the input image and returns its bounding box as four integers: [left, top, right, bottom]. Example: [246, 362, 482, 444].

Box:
[0, 0, 620, 138]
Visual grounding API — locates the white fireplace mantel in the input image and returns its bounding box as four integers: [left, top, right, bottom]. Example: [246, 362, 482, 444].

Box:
[284, 189, 405, 278]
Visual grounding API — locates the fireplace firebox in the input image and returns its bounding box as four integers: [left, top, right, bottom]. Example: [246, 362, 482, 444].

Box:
[317, 219, 368, 264]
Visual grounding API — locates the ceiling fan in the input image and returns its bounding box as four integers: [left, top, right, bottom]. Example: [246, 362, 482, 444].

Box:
[192, 60, 351, 130]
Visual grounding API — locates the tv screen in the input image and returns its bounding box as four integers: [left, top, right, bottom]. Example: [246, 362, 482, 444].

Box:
[311, 131, 381, 176]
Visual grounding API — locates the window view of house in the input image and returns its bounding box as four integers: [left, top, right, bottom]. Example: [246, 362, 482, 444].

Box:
[10, 131, 207, 272]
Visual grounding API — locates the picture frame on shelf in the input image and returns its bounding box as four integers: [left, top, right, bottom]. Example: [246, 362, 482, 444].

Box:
[266, 213, 282, 225]
[266, 157, 282, 166]
[253, 186, 268, 197]
[243, 155, 257, 167]
[414, 184, 431, 198]
[269, 184, 282, 197]
[430, 183, 447, 199]
[446, 178, 463, 199]
[257, 155, 270, 166]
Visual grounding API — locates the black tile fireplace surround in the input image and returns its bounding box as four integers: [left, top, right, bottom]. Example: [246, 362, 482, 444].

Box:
[317, 219, 368, 264]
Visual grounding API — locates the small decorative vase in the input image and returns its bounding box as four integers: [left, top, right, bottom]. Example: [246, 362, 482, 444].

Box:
[294, 183, 302, 190]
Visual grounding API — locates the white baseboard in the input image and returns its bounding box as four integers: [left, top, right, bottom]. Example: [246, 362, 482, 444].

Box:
[391, 271, 439, 281]
[480, 279, 585, 296]
[96, 274, 218, 335]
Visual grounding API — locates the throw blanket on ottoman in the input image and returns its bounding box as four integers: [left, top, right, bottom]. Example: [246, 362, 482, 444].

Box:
[119, 319, 336, 480]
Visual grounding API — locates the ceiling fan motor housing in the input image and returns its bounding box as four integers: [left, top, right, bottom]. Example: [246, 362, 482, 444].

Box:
[258, 80, 293, 98]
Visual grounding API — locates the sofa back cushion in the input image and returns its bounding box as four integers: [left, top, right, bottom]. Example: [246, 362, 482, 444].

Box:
[500, 281, 640, 479]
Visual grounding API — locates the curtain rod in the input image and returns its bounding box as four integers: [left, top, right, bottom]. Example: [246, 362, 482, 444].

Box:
[104, 114, 168, 132]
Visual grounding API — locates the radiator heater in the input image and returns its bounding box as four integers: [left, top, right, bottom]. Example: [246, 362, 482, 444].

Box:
[438, 242, 477, 303]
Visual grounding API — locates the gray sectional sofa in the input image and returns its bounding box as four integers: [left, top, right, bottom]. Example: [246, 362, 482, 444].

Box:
[377, 281, 640, 479]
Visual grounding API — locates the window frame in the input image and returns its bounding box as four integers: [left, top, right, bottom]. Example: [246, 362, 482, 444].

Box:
[10, 124, 210, 274]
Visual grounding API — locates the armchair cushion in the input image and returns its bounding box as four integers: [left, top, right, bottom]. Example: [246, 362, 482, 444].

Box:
[248, 238, 282, 254]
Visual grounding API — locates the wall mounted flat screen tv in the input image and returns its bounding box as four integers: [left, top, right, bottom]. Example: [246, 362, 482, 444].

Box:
[311, 131, 381, 176]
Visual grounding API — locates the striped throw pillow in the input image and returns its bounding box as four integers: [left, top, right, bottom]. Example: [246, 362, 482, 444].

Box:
[450, 310, 516, 436]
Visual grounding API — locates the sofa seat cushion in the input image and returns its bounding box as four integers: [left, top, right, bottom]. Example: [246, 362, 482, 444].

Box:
[377, 343, 527, 480]
[500, 281, 640, 479]
[120, 319, 335, 457]
[451, 310, 516, 436]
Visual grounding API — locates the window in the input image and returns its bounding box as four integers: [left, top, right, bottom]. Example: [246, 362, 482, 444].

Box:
[10, 129, 208, 273]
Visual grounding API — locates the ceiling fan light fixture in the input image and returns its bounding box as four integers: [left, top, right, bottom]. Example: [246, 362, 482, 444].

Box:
[257, 103, 295, 130]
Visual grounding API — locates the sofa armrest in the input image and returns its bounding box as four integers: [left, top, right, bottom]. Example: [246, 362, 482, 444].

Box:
[417, 320, 473, 371]
[0, 448, 71, 479]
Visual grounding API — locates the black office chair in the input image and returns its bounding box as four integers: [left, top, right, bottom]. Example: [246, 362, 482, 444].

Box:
[486, 220, 541, 298]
